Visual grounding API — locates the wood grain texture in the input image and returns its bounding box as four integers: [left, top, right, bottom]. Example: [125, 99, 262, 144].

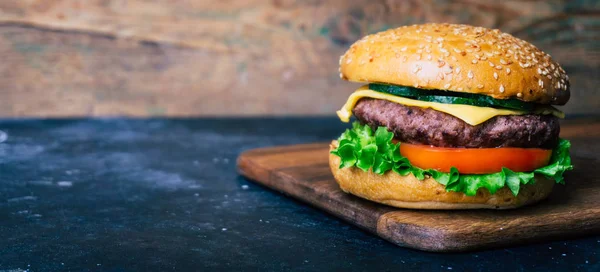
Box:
[0, 1, 598, 117]
[237, 120, 600, 252]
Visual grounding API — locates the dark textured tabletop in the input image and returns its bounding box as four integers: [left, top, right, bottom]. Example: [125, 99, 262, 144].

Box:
[0, 118, 598, 271]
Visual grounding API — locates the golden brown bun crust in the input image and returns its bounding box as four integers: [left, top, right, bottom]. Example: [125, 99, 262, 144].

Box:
[329, 142, 554, 209]
[339, 23, 570, 105]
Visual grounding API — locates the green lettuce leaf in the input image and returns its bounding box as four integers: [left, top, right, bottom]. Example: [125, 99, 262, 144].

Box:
[331, 122, 573, 196]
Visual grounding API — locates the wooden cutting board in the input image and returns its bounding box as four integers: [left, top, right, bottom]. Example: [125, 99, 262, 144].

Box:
[237, 121, 600, 252]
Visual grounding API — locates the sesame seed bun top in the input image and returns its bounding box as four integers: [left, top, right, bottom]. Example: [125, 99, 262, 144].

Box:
[339, 23, 570, 105]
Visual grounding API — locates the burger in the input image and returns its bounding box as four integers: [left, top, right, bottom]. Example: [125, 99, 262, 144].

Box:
[329, 23, 573, 209]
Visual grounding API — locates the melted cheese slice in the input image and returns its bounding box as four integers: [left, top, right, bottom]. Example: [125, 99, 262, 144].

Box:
[337, 85, 564, 126]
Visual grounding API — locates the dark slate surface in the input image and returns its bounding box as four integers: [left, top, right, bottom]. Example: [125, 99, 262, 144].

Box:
[0, 118, 598, 271]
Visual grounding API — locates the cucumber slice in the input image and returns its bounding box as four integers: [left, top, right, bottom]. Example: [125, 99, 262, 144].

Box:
[369, 83, 536, 111]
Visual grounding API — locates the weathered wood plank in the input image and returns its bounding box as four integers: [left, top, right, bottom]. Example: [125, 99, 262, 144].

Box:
[0, 0, 597, 117]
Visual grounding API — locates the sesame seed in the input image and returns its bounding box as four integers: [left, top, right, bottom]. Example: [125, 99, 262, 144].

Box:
[402, 56, 408, 62]
[506, 68, 511, 74]
[547, 75, 552, 79]
[417, 54, 422, 60]
[493, 72, 498, 80]
[444, 83, 451, 89]
[477, 84, 484, 89]
[457, 87, 464, 91]
[472, 59, 478, 64]
[401, 47, 407, 52]
[339, 73, 343, 78]
[517, 92, 522, 97]
[489, 61, 495, 67]
[427, 54, 432, 60]
[438, 60, 446, 67]
[499, 84, 505, 93]
[468, 70, 474, 79]
[453, 48, 461, 53]
[443, 51, 450, 57]
[456, 67, 461, 73]
[413, 65, 421, 74]
[539, 79, 544, 87]
[495, 65, 502, 70]
[500, 59, 508, 65]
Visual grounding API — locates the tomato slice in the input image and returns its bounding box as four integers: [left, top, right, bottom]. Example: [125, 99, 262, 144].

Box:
[399, 143, 552, 174]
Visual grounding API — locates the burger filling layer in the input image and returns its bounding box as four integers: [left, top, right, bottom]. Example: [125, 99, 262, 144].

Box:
[331, 84, 573, 196]
[336, 85, 564, 126]
[354, 98, 559, 149]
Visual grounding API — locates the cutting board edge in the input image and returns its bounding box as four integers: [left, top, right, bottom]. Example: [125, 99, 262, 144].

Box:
[376, 211, 600, 252]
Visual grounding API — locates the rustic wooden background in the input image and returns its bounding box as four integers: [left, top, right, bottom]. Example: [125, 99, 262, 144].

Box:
[0, 1, 598, 117]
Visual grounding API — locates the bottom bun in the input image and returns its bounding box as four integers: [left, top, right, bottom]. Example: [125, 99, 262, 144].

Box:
[329, 141, 554, 210]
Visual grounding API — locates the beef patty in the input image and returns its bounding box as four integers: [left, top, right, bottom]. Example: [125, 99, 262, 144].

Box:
[353, 98, 560, 148]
